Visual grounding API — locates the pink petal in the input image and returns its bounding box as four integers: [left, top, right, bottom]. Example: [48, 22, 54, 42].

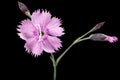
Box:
[24, 38, 36, 53]
[38, 10, 51, 29]
[18, 33, 27, 40]
[46, 17, 61, 28]
[24, 38, 43, 56]
[31, 10, 51, 30]
[31, 9, 41, 25]
[42, 37, 55, 53]
[47, 26, 64, 36]
[32, 41, 43, 56]
[112, 36, 118, 41]
[46, 17, 64, 36]
[17, 19, 36, 39]
[47, 35, 62, 51]
[105, 36, 118, 43]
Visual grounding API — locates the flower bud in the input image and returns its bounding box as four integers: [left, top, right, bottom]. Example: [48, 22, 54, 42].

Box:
[91, 22, 105, 32]
[18, 1, 31, 17]
[90, 33, 118, 43]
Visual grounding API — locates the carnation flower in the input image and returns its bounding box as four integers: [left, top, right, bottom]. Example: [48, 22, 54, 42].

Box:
[17, 10, 64, 56]
[90, 33, 118, 43]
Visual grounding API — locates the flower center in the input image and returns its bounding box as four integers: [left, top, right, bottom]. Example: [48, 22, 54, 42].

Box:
[35, 24, 44, 41]
[39, 31, 44, 36]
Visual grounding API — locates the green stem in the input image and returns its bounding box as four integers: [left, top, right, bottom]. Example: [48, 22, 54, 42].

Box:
[50, 37, 90, 80]
[50, 25, 97, 80]
[56, 42, 74, 66]
[53, 64, 56, 80]
[50, 54, 57, 80]
[56, 37, 90, 66]
[76, 26, 96, 40]
[77, 37, 91, 43]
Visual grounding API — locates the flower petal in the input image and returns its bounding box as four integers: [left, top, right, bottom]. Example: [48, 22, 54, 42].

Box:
[47, 26, 64, 36]
[24, 38, 36, 53]
[39, 10, 51, 29]
[18, 33, 27, 40]
[105, 36, 118, 43]
[24, 38, 43, 56]
[42, 37, 55, 53]
[31, 10, 51, 30]
[32, 41, 43, 56]
[17, 19, 36, 39]
[46, 17, 64, 36]
[31, 9, 41, 25]
[47, 35, 62, 51]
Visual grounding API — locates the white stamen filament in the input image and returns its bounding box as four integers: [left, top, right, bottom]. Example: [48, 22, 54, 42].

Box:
[36, 24, 42, 42]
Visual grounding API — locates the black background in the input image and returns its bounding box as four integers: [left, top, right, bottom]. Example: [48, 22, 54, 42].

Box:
[1, 0, 120, 80]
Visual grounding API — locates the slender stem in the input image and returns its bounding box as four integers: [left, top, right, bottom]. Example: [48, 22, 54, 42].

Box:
[50, 54, 57, 80]
[77, 37, 91, 43]
[56, 42, 74, 65]
[77, 28, 93, 40]
[53, 64, 56, 80]
[50, 37, 90, 80]
[56, 37, 90, 66]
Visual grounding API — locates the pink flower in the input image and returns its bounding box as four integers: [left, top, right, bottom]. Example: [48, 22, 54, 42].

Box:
[17, 10, 64, 57]
[90, 33, 118, 43]
[105, 36, 118, 43]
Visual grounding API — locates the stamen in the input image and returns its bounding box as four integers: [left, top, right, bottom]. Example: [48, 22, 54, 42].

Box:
[35, 24, 44, 42]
